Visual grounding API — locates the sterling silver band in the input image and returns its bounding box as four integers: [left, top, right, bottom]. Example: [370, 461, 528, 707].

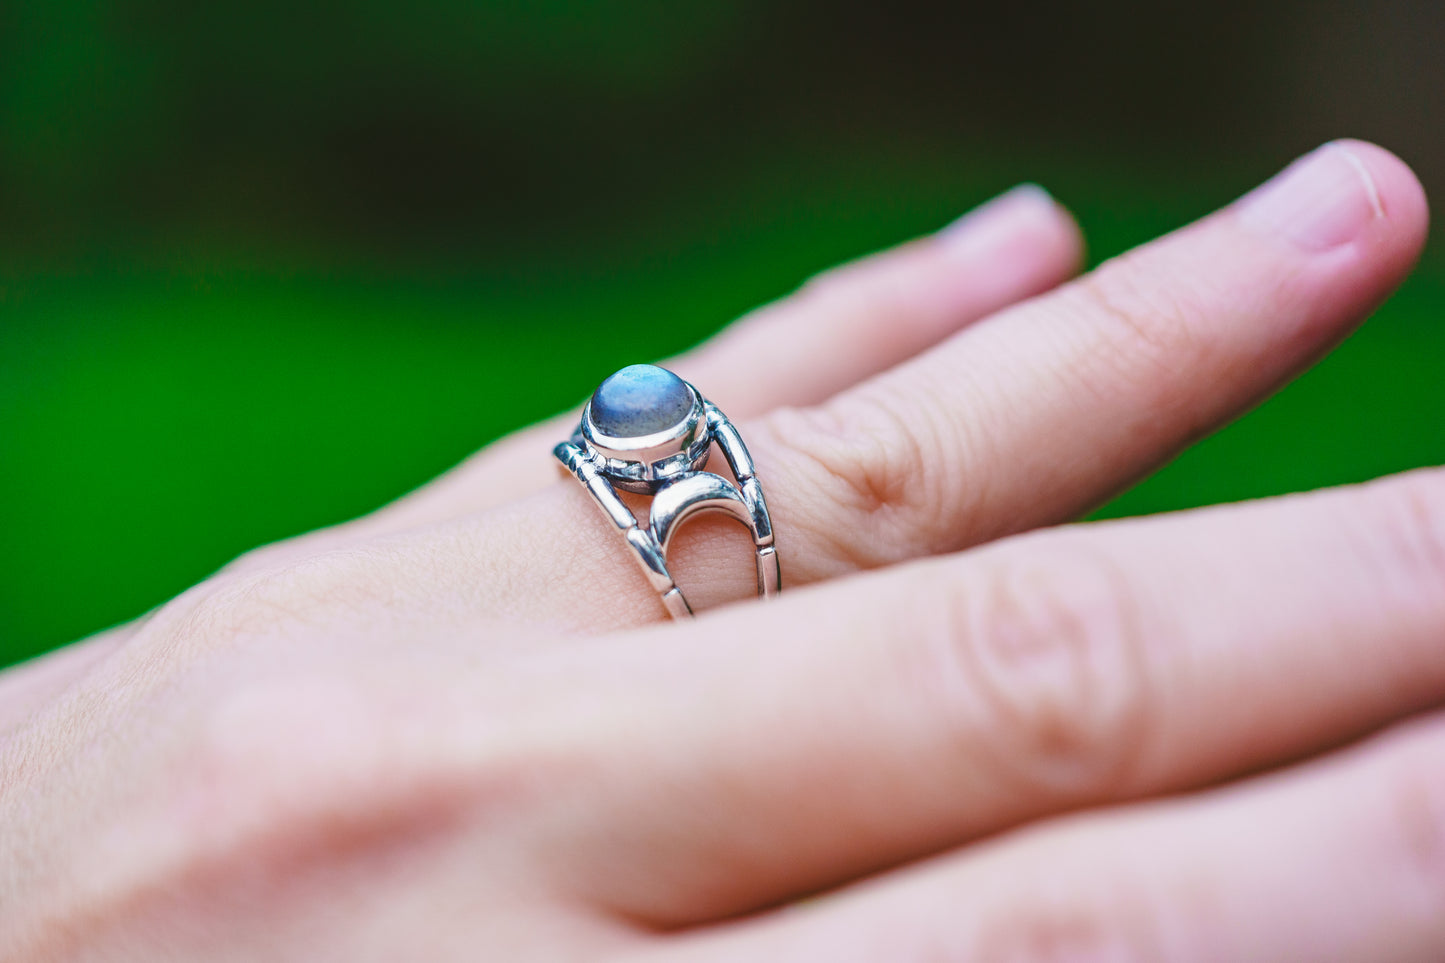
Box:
[554, 365, 780, 619]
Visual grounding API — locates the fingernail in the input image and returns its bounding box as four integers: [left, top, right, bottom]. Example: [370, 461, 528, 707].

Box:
[1237, 142, 1385, 251]
[938, 184, 1058, 254]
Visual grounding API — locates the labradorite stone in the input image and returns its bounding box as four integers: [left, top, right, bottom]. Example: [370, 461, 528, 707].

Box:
[590, 364, 693, 438]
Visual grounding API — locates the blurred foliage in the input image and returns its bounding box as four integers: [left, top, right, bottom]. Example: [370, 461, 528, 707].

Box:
[2, 0, 1443, 666]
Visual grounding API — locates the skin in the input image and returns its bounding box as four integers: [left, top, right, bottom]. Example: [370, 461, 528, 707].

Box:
[1, 138, 1441, 962]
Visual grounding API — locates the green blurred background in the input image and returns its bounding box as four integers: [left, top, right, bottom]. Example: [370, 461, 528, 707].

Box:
[3, 0, 1443, 666]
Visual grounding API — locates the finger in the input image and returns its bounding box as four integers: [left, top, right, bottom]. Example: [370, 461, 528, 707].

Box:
[487, 139, 1428, 623]
[648, 714, 1445, 962]
[755, 139, 1430, 577]
[537, 466, 1445, 923]
[235, 186, 1082, 570]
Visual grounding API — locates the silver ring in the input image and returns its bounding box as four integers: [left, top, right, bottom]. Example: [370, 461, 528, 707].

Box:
[554, 364, 781, 619]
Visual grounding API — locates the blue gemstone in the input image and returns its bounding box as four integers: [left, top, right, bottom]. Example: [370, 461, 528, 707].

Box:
[590, 364, 693, 438]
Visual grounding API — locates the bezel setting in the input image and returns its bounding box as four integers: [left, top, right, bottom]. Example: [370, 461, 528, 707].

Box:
[577, 382, 711, 494]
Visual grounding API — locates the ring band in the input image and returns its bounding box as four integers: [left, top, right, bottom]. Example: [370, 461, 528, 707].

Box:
[554, 364, 781, 618]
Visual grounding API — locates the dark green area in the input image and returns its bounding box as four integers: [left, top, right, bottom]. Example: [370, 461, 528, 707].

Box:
[3, 1, 1444, 666]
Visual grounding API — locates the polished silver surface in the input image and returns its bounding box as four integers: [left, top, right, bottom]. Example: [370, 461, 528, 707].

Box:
[554, 365, 781, 619]
[578, 381, 710, 495]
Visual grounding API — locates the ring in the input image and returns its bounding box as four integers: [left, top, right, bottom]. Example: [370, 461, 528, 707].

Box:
[554, 364, 781, 619]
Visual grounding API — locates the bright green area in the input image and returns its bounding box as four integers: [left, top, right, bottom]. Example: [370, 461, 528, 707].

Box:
[3, 144, 1443, 668]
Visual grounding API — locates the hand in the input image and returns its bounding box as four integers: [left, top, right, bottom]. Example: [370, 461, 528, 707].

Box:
[2, 140, 1439, 962]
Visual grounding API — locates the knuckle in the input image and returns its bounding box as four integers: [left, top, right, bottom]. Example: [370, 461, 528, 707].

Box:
[1353, 469, 1445, 609]
[148, 541, 422, 649]
[33, 670, 546, 957]
[1377, 722, 1445, 911]
[220, 527, 349, 578]
[169, 672, 547, 885]
[758, 390, 954, 571]
[180, 676, 391, 845]
[972, 882, 1161, 962]
[1068, 252, 1207, 386]
[925, 538, 1156, 799]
